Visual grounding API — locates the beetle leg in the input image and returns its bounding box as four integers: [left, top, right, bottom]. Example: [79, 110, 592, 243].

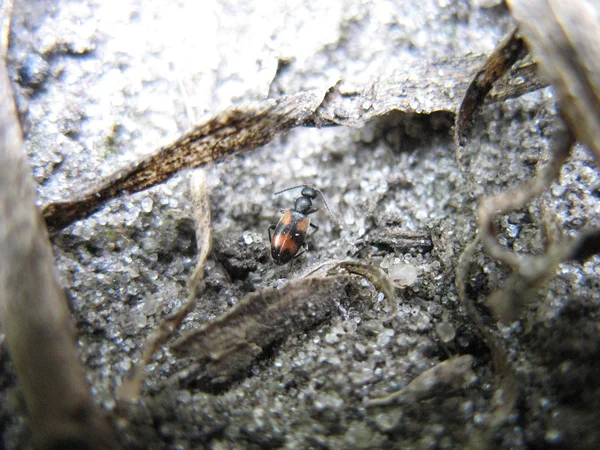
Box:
[294, 244, 308, 259]
[294, 242, 310, 260]
[288, 242, 309, 272]
[268, 224, 275, 241]
[308, 222, 319, 237]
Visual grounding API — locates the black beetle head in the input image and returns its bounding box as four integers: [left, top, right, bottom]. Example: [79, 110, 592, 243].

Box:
[301, 187, 318, 199]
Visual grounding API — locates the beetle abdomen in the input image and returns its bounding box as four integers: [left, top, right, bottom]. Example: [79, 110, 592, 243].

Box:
[270, 210, 310, 265]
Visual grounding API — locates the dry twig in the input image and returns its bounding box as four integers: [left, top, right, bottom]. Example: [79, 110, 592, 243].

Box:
[455, 237, 518, 449]
[477, 120, 575, 272]
[0, 32, 118, 450]
[455, 29, 528, 155]
[119, 169, 213, 399]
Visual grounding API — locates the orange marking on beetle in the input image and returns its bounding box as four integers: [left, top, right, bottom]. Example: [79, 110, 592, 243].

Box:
[295, 217, 310, 233]
[280, 209, 293, 225]
[273, 233, 300, 254]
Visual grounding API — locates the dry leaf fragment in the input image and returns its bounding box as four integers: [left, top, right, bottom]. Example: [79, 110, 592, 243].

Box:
[171, 276, 352, 389]
[0, 42, 117, 449]
[366, 355, 477, 407]
[455, 29, 528, 170]
[43, 92, 326, 232]
[508, 0, 600, 162]
[43, 53, 511, 233]
[328, 260, 397, 314]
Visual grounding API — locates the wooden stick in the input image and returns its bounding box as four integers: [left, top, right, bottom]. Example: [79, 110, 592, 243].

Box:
[0, 42, 118, 449]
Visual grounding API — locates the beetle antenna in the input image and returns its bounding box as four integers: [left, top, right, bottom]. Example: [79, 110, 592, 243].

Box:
[273, 184, 306, 196]
[314, 187, 342, 230]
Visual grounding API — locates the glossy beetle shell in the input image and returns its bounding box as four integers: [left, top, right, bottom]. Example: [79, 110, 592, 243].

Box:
[270, 209, 311, 265]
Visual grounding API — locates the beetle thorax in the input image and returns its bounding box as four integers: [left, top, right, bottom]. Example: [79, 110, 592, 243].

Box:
[294, 196, 312, 214]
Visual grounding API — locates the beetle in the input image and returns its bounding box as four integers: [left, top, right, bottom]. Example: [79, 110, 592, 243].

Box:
[268, 185, 337, 266]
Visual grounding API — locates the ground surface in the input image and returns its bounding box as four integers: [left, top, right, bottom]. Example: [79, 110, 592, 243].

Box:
[2, 0, 600, 448]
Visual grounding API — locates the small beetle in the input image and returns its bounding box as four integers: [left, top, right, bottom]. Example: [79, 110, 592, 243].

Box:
[268, 185, 337, 266]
